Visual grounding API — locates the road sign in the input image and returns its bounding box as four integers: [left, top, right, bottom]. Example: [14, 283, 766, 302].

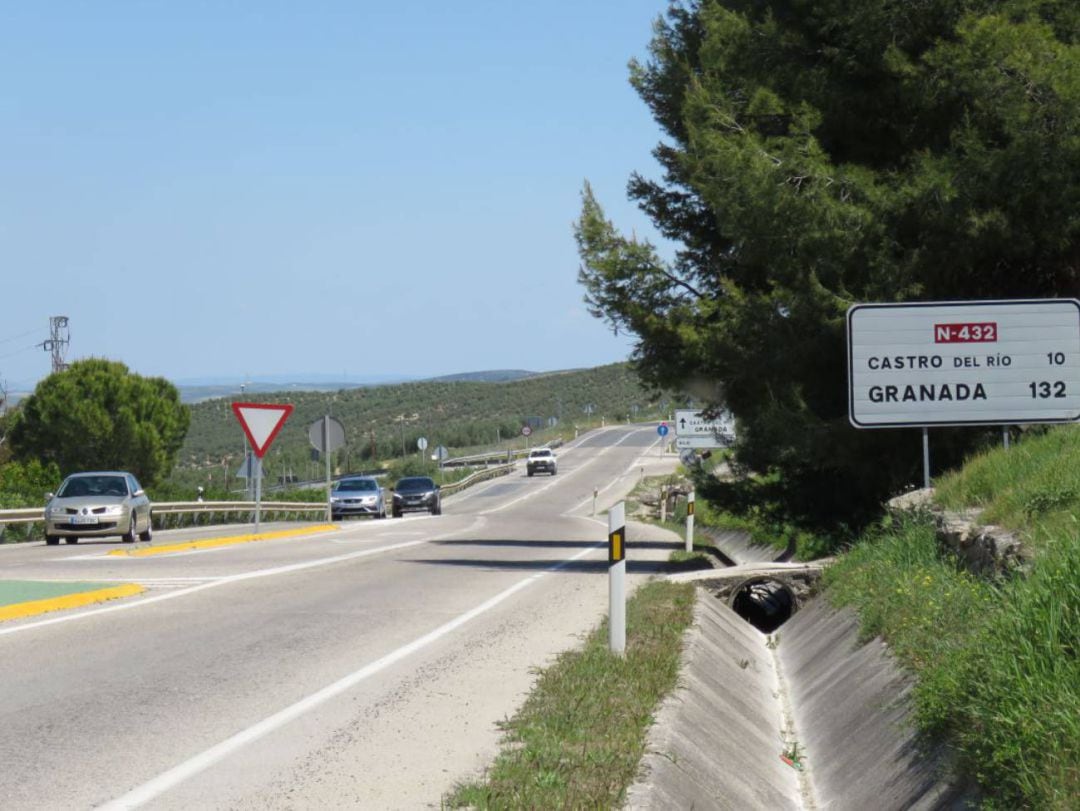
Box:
[417, 436, 428, 451]
[679, 448, 698, 467]
[433, 445, 449, 461]
[657, 423, 669, 437]
[848, 299, 1080, 427]
[308, 416, 345, 453]
[547, 416, 558, 428]
[676, 434, 733, 449]
[674, 409, 734, 448]
[521, 425, 532, 437]
[232, 402, 294, 458]
[234, 455, 265, 479]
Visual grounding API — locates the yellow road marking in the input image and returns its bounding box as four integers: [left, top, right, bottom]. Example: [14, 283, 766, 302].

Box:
[107, 524, 338, 557]
[0, 584, 145, 622]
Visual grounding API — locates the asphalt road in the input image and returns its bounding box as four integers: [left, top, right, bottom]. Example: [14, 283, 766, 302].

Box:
[0, 426, 682, 810]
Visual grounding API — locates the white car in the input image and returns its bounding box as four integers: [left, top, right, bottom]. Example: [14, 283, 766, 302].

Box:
[526, 448, 558, 476]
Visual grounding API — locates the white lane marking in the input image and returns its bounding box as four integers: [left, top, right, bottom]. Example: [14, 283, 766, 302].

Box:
[98, 539, 603, 810]
[0, 518, 485, 638]
[479, 429, 642, 515]
[565, 437, 664, 515]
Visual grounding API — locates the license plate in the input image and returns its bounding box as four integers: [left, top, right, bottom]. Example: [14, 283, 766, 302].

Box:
[71, 515, 99, 525]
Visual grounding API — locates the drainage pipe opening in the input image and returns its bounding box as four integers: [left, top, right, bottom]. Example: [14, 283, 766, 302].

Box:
[729, 577, 796, 633]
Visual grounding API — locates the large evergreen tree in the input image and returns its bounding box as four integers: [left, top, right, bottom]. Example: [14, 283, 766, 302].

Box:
[577, 0, 1080, 526]
[10, 359, 190, 487]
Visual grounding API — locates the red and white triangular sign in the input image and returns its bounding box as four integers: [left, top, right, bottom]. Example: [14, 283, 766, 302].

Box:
[231, 402, 295, 458]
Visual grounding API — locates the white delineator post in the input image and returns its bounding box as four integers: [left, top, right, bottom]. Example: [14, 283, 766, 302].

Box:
[609, 501, 626, 656]
[685, 490, 695, 553]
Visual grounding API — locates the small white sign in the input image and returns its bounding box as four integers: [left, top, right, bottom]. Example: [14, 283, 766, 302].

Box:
[676, 435, 733, 449]
[847, 299, 1080, 427]
[674, 409, 735, 447]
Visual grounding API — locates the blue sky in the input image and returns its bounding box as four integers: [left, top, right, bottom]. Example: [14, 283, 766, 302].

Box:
[0, 2, 672, 393]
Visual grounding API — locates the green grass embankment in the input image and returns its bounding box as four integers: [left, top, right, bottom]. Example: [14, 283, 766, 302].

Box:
[825, 426, 1080, 809]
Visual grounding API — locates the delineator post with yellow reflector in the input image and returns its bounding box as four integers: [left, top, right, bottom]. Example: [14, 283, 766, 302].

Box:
[609, 500, 626, 656]
[685, 490, 695, 552]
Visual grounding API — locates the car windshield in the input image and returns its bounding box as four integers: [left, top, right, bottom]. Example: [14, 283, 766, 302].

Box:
[336, 479, 377, 492]
[396, 477, 435, 492]
[59, 475, 128, 498]
[532, 450, 551, 457]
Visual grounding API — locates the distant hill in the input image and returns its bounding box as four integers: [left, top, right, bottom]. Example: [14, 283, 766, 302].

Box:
[173, 373, 411, 404]
[424, 369, 537, 383]
[174, 363, 678, 486]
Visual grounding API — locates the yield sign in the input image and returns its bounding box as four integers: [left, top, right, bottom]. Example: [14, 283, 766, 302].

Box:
[231, 402, 294, 458]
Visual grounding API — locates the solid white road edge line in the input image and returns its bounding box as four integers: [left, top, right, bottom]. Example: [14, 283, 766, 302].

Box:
[0, 518, 485, 638]
[98, 539, 603, 810]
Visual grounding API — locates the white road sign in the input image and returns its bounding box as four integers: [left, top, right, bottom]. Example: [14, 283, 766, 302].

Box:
[674, 409, 735, 448]
[847, 299, 1080, 428]
[676, 435, 733, 449]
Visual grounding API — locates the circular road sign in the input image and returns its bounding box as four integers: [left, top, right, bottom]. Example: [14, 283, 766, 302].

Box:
[657, 423, 669, 437]
[433, 445, 449, 461]
[521, 425, 533, 437]
[308, 417, 346, 453]
[417, 436, 428, 451]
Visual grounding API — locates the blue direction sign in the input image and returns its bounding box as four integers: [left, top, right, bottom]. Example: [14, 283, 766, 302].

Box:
[657, 423, 669, 437]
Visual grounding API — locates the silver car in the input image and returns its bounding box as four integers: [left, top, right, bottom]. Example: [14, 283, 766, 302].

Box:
[44, 471, 153, 545]
[330, 476, 387, 520]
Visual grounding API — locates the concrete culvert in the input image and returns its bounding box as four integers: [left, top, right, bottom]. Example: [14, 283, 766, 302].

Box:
[729, 577, 796, 633]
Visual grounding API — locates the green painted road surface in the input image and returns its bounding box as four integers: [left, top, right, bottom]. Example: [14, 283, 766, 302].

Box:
[0, 580, 145, 622]
[0, 580, 118, 605]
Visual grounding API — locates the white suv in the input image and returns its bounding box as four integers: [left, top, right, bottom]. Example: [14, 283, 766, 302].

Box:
[526, 448, 557, 476]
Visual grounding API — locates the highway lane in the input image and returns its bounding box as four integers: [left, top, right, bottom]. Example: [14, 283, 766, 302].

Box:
[0, 426, 682, 810]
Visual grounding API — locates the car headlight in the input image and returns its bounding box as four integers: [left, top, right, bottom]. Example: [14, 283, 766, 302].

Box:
[102, 505, 125, 516]
[331, 497, 341, 504]
[47, 505, 66, 517]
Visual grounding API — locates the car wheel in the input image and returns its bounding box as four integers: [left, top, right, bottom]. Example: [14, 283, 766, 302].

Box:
[527, 469, 534, 477]
[331, 513, 341, 521]
[122, 516, 136, 543]
[64, 537, 79, 544]
[392, 507, 402, 518]
[551, 467, 557, 475]
[139, 515, 153, 542]
[45, 535, 60, 546]
[377, 506, 386, 519]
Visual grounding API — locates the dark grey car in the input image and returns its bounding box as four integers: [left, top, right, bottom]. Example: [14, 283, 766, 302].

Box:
[391, 476, 441, 517]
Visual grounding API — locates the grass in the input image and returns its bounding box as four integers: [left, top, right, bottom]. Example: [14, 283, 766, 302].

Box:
[444, 580, 695, 809]
[824, 425, 1080, 809]
[933, 425, 1080, 552]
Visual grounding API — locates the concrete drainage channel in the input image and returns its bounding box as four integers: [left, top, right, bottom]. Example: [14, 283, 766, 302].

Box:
[624, 530, 977, 810]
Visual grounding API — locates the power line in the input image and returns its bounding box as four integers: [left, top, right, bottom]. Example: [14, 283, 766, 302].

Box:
[0, 327, 40, 346]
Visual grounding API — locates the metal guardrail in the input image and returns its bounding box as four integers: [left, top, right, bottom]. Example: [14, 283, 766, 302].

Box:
[0, 463, 518, 541]
[439, 462, 515, 495]
[442, 438, 563, 468]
